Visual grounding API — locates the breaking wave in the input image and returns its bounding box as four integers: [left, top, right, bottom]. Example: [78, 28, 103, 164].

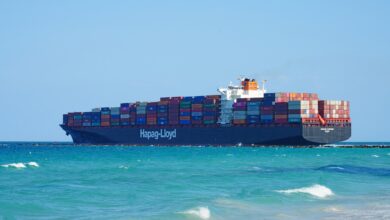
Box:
[1, 162, 39, 169]
[276, 184, 334, 198]
[179, 207, 211, 219]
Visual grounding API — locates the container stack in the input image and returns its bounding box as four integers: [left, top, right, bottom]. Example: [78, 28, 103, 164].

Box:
[274, 102, 288, 124]
[269, 92, 290, 103]
[289, 93, 318, 101]
[82, 112, 92, 127]
[129, 104, 137, 125]
[261, 94, 276, 123]
[219, 99, 234, 124]
[146, 102, 158, 125]
[110, 107, 120, 126]
[319, 100, 350, 119]
[288, 100, 318, 123]
[120, 103, 130, 126]
[67, 113, 74, 126]
[100, 108, 110, 127]
[203, 95, 220, 125]
[73, 113, 82, 127]
[233, 98, 247, 125]
[136, 102, 147, 125]
[191, 96, 204, 125]
[91, 112, 101, 126]
[168, 97, 181, 125]
[246, 98, 261, 124]
[157, 101, 169, 125]
[180, 97, 192, 125]
[63, 114, 68, 126]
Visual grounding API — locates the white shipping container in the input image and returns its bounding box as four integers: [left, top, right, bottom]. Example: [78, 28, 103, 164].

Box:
[120, 114, 130, 119]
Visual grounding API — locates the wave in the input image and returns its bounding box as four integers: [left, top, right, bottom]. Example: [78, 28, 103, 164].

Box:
[372, 154, 380, 158]
[179, 207, 210, 219]
[118, 165, 129, 170]
[317, 165, 390, 176]
[1, 161, 39, 169]
[27, 162, 39, 167]
[276, 184, 334, 198]
[1, 163, 26, 169]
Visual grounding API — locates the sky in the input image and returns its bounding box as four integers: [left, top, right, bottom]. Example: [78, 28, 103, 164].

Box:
[0, 0, 389, 142]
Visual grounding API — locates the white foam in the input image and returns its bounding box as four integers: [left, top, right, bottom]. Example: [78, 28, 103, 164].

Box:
[322, 206, 343, 213]
[372, 155, 380, 158]
[1, 163, 26, 169]
[180, 207, 210, 219]
[1, 161, 39, 169]
[276, 184, 334, 198]
[118, 165, 129, 170]
[27, 162, 39, 167]
[329, 166, 344, 170]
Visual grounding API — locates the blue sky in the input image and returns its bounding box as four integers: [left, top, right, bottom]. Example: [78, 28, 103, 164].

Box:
[0, 0, 389, 141]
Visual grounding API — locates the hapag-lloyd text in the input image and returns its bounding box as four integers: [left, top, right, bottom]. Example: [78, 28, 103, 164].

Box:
[140, 129, 177, 140]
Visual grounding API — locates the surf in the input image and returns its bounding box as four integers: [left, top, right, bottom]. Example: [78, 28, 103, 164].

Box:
[276, 184, 334, 198]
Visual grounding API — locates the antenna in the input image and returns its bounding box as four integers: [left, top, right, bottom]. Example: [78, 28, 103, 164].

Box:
[261, 80, 267, 93]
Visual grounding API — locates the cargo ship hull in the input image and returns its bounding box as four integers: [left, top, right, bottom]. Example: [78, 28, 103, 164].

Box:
[60, 124, 351, 146]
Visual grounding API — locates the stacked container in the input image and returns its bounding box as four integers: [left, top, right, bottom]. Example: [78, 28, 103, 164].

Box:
[288, 100, 319, 123]
[136, 102, 147, 125]
[63, 114, 68, 126]
[101, 108, 110, 127]
[203, 95, 220, 125]
[82, 112, 92, 127]
[319, 100, 350, 119]
[191, 96, 204, 125]
[233, 98, 247, 124]
[289, 93, 318, 101]
[129, 104, 137, 125]
[110, 107, 120, 126]
[274, 102, 288, 123]
[146, 102, 158, 125]
[73, 113, 83, 126]
[167, 97, 180, 125]
[120, 103, 130, 126]
[157, 101, 169, 125]
[261, 94, 276, 123]
[91, 112, 101, 126]
[246, 98, 262, 124]
[180, 97, 192, 125]
[67, 113, 75, 126]
[264, 92, 289, 103]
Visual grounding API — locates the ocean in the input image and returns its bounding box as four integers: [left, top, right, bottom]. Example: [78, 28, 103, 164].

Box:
[0, 142, 389, 220]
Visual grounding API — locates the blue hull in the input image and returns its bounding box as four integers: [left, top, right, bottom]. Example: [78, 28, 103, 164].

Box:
[60, 124, 351, 146]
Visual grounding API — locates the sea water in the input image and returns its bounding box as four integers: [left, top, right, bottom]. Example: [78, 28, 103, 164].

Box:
[0, 142, 389, 219]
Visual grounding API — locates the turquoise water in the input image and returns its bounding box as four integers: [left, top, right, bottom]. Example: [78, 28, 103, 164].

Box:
[0, 143, 389, 219]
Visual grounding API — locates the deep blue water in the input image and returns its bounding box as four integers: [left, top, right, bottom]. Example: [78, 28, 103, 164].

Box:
[0, 142, 389, 219]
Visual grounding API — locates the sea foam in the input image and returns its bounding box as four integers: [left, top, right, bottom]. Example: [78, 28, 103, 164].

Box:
[27, 162, 39, 167]
[276, 184, 334, 198]
[1, 163, 26, 169]
[180, 207, 210, 219]
[1, 162, 39, 169]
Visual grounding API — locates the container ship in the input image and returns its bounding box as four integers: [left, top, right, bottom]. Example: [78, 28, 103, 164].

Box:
[60, 78, 351, 146]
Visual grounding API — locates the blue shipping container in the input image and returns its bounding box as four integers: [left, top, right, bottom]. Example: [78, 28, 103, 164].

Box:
[179, 112, 191, 116]
[179, 120, 191, 125]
